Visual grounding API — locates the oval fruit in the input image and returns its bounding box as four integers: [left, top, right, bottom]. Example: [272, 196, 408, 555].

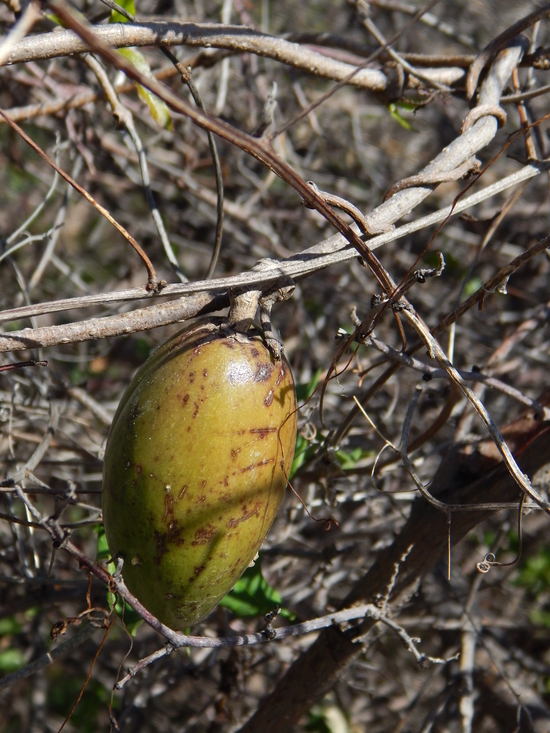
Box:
[102, 319, 297, 630]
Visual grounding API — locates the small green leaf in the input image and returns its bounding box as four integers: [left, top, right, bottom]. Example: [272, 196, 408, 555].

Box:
[395, 100, 418, 112]
[117, 48, 173, 130]
[290, 432, 320, 479]
[114, 597, 144, 637]
[528, 609, 550, 628]
[0, 617, 22, 636]
[220, 554, 295, 620]
[136, 85, 174, 131]
[0, 648, 26, 673]
[45, 12, 63, 25]
[96, 526, 144, 637]
[388, 103, 412, 130]
[463, 277, 483, 298]
[307, 702, 352, 733]
[296, 369, 323, 402]
[335, 446, 366, 470]
[515, 546, 550, 596]
[95, 524, 111, 564]
[108, 0, 136, 23]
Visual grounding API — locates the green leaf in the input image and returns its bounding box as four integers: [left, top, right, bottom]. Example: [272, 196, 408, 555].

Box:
[388, 103, 412, 130]
[45, 13, 63, 25]
[95, 524, 111, 564]
[335, 446, 367, 470]
[220, 554, 295, 620]
[113, 597, 144, 637]
[296, 369, 323, 402]
[528, 608, 550, 628]
[108, 0, 135, 23]
[0, 648, 26, 672]
[515, 545, 550, 596]
[463, 277, 483, 298]
[395, 100, 418, 112]
[136, 84, 174, 131]
[307, 702, 352, 733]
[117, 47, 173, 130]
[96, 526, 144, 637]
[0, 617, 22, 636]
[290, 432, 320, 479]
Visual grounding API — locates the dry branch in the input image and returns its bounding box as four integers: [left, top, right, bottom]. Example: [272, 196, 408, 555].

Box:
[3, 20, 466, 94]
[238, 403, 550, 732]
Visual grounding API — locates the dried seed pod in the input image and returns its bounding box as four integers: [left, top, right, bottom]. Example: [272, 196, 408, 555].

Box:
[102, 319, 297, 629]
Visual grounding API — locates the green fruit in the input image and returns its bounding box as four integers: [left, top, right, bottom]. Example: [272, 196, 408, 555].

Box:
[102, 319, 297, 630]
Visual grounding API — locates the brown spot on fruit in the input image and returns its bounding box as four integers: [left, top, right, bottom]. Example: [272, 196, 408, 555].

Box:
[189, 371, 195, 383]
[177, 484, 187, 500]
[203, 368, 208, 378]
[226, 503, 261, 528]
[153, 531, 168, 565]
[163, 494, 174, 524]
[193, 402, 199, 418]
[194, 565, 206, 575]
[250, 347, 260, 358]
[240, 458, 275, 474]
[192, 526, 216, 546]
[250, 427, 277, 439]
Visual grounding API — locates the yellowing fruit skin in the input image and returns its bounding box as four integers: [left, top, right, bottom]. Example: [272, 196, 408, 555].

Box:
[102, 319, 297, 630]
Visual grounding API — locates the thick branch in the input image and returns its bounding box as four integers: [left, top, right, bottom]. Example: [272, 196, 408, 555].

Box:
[0, 292, 227, 352]
[4, 21, 390, 92]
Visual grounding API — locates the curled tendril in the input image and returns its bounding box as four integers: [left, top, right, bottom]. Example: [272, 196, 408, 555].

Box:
[475, 496, 526, 574]
[476, 552, 497, 574]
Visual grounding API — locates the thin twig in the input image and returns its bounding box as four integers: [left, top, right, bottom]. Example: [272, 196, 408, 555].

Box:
[0, 0, 41, 66]
[0, 622, 98, 691]
[0, 107, 160, 291]
[83, 53, 186, 282]
[400, 306, 550, 514]
[97, 0, 225, 279]
[466, 2, 550, 100]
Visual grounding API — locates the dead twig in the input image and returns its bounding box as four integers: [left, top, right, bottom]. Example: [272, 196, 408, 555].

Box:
[0, 107, 161, 292]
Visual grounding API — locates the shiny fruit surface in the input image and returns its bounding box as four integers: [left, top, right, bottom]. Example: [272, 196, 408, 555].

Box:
[102, 319, 297, 629]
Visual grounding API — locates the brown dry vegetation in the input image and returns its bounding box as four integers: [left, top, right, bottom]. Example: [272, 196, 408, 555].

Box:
[1, 1, 550, 731]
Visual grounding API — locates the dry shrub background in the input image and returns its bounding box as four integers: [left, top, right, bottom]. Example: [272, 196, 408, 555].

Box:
[1, 0, 550, 731]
